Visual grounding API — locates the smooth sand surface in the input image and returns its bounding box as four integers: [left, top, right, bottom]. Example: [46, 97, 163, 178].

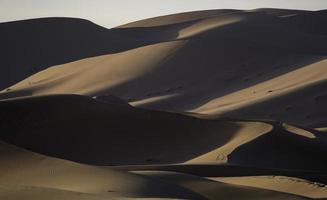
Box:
[0, 141, 318, 199]
[1, 94, 327, 171]
[212, 176, 327, 199]
[0, 8, 327, 199]
[1, 9, 327, 127]
[0, 141, 206, 199]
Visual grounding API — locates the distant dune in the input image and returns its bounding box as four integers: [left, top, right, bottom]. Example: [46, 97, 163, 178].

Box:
[1, 8, 327, 199]
[1, 94, 327, 171]
[1, 9, 327, 126]
[0, 17, 165, 90]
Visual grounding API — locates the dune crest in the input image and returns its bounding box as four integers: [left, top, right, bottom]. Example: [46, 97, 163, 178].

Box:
[1, 9, 327, 127]
[1, 8, 327, 199]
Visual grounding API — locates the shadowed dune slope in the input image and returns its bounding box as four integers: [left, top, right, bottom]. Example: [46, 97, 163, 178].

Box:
[1, 94, 327, 172]
[0, 17, 183, 90]
[0, 18, 126, 90]
[1, 9, 327, 127]
[118, 9, 241, 28]
[118, 8, 309, 28]
[1, 95, 326, 199]
[1, 141, 319, 200]
[0, 141, 207, 200]
[1, 9, 327, 199]
[0, 94, 248, 165]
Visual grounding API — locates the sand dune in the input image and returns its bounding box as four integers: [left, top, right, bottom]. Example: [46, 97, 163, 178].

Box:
[212, 176, 327, 199]
[1, 94, 327, 172]
[0, 141, 207, 199]
[1, 8, 327, 199]
[0, 17, 174, 90]
[0, 141, 322, 199]
[1, 9, 327, 126]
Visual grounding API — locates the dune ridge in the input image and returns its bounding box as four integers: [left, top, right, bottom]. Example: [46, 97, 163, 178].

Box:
[0, 8, 327, 199]
[1, 9, 327, 126]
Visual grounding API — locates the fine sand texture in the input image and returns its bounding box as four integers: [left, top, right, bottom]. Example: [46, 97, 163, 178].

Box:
[1, 9, 327, 127]
[0, 8, 327, 200]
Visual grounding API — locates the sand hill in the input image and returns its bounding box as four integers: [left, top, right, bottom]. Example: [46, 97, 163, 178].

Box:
[1, 9, 327, 127]
[0, 8, 327, 199]
[0, 17, 161, 90]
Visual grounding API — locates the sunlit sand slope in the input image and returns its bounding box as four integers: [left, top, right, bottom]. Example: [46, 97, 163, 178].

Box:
[1, 94, 326, 172]
[1, 8, 327, 200]
[1, 9, 327, 127]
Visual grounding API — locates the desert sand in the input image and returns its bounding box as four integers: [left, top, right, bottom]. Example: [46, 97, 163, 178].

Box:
[0, 8, 327, 199]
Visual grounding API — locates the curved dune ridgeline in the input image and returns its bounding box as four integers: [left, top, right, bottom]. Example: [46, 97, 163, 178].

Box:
[1, 9, 327, 126]
[1, 8, 327, 199]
